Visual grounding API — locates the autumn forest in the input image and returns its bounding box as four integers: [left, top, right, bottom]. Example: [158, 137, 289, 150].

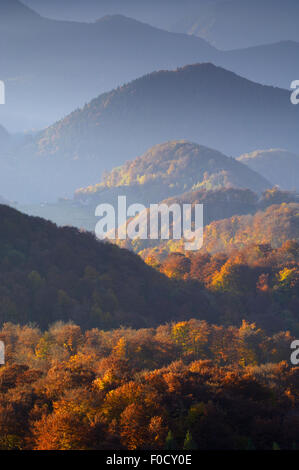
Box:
[0, 0, 299, 454]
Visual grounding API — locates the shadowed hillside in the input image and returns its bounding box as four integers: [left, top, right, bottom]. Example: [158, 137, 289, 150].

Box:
[0, 203, 212, 329]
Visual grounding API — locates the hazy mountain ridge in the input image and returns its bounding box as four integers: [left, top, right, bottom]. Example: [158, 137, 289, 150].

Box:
[0, 2, 217, 131]
[0, 0, 298, 453]
[0, 0, 41, 21]
[173, 0, 299, 49]
[1, 1, 299, 132]
[22, 0, 299, 53]
[237, 149, 299, 192]
[18, 140, 271, 232]
[7, 63, 298, 203]
[215, 40, 299, 89]
[20, 0, 230, 28]
[75, 140, 271, 203]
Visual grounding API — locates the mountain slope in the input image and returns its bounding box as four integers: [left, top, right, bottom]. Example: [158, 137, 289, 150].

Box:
[9, 63, 299, 202]
[1, 2, 299, 133]
[237, 149, 299, 192]
[75, 140, 271, 204]
[0, 2, 217, 131]
[1, 2, 299, 132]
[0, 203, 211, 329]
[173, 0, 299, 49]
[0, 0, 40, 21]
[132, 202, 299, 260]
[216, 41, 299, 89]
[22, 0, 223, 27]
[18, 140, 270, 231]
[203, 203, 299, 255]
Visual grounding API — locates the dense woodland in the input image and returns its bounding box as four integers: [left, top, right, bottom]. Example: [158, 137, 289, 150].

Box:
[116, 195, 299, 258]
[0, 320, 298, 450]
[0, 204, 210, 330]
[0, 206, 298, 450]
[0, 203, 299, 336]
[0, 0, 299, 454]
[1, 194, 297, 451]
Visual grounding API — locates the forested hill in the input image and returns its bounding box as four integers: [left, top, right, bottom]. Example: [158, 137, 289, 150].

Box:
[14, 64, 299, 202]
[0, 203, 211, 329]
[1, 202, 298, 335]
[0, 0, 216, 131]
[129, 202, 299, 260]
[75, 141, 271, 205]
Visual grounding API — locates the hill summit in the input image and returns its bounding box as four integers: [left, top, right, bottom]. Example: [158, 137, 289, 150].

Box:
[76, 140, 271, 206]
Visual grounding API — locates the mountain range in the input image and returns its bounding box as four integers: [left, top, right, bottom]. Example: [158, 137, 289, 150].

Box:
[20, 0, 231, 29]
[0, 1, 215, 131]
[75, 140, 271, 203]
[18, 140, 271, 230]
[5, 62, 298, 203]
[1, 1, 299, 132]
[23, 0, 299, 51]
[173, 0, 299, 49]
[237, 149, 299, 192]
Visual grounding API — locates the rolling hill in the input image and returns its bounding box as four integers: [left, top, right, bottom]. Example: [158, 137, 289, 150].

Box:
[2, 200, 298, 336]
[1, 1, 299, 132]
[131, 202, 299, 260]
[8, 63, 299, 203]
[75, 140, 271, 203]
[19, 140, 270, 231]
[237, 149, 299, 192]
[0, 1, 216, 131]
[0, 203, 212, 329]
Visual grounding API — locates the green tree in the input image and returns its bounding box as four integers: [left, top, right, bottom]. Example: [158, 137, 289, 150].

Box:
[165, 431, 177, 450]
[183, 431, 197, 450]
